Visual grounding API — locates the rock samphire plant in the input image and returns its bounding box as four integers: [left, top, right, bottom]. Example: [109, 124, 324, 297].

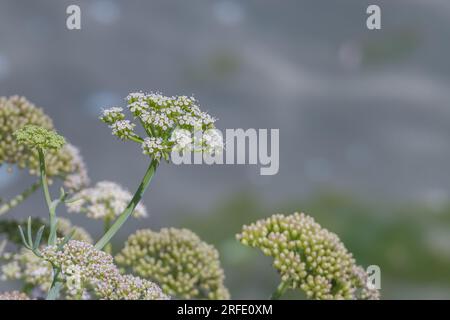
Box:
[0, 93, 380, 300]
[116, 228, 230, 299]
[237, 212, 380, 300]
[95, 92, 222, 251]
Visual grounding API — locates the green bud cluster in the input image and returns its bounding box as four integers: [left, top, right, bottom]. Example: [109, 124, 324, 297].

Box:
[115, 228, 230, 300]
[14, 125, 65, 151]
[236, 212, 380, 300]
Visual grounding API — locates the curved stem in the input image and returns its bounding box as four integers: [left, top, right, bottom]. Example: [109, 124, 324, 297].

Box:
[129, 135, 144, 144]
[103, 217, 112, 254]
[38, 148, 56, 245]
[46, 268, 62, 300]
[0, 181, 41, 216]
[38, 149, 52, 210]
[35, 149, 63, 299]
[139, 118, 154, 137]
[270, 282, 288, 300]
[95, 159, 159, 250]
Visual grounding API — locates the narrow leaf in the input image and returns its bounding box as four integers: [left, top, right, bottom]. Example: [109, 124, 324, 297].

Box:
[50, 199, 60, 215]
[17, 225, 30, 249]
[27, 217, 33, 249]
[33, 226, 45, 250]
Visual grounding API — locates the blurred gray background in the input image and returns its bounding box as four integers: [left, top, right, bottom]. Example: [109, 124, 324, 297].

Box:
[1, 0, 450, 299]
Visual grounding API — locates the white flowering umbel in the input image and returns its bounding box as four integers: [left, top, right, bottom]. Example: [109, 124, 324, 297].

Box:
[237, 212, 380, 300]
[100, 92, 222, 162]
[67, 181, 147, 221]
[94, 91, 223, 252]
[41, 240, 169, 300]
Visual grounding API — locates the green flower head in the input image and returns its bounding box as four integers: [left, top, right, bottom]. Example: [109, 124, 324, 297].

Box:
[14, 125, 66, 151]
[116, 228, 230, 300]
[237, 212, 380, 300]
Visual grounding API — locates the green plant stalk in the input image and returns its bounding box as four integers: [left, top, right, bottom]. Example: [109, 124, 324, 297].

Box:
[0, 181, 41, 216]
[95, 159, 159, 250]
[38, 149, 57, 245]
[37, 148, 62, 300]
[270, 282, 288, 300]
[103, 217, 112, 254]
[46, 268, 62, 300]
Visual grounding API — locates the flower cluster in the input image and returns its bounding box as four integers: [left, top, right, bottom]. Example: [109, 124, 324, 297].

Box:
[96, 273, 167, 300]
[0, 291, 30, 300]
[115, 228, 230, 300]
[142, 137, 166, 159]
[200, 129, 224, 154]
[66, 181, 147, 221]
[14, 125, 65, 151]
[1, 218, 93, 298]
[351, 265, 380, 300]
[41, 240, 168, 300]
[170, 129, 193, 153]
[1, 96, 53, 163]
[236, 212, 380, 300]
[100, 91, 222, 161]
[100, 107, 125, 124]
[62, 144, 90, 192]
[1, 248, 54, 294]
[0, 96, 89, 188]
[110, 120, 136, 140]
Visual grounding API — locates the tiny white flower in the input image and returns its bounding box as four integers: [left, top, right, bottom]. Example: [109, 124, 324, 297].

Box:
[110, 120, 135, 139]
[142, 137, 166, 160]
[170, 129, 193, 153]
[203, 129, 223, 154]
[100, 107, 125, 124]
[102, 91, 220, 161]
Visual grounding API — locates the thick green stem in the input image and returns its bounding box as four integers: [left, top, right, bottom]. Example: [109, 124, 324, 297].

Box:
[129, 135, 144, 144]
[270, 282, 288, 300]
[0, 181, 41, 216]
[37, 148, 61, 299]
[46, 268, 62, 300]
[38, 149, 57, 245]
[95, 159, 158, 250]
